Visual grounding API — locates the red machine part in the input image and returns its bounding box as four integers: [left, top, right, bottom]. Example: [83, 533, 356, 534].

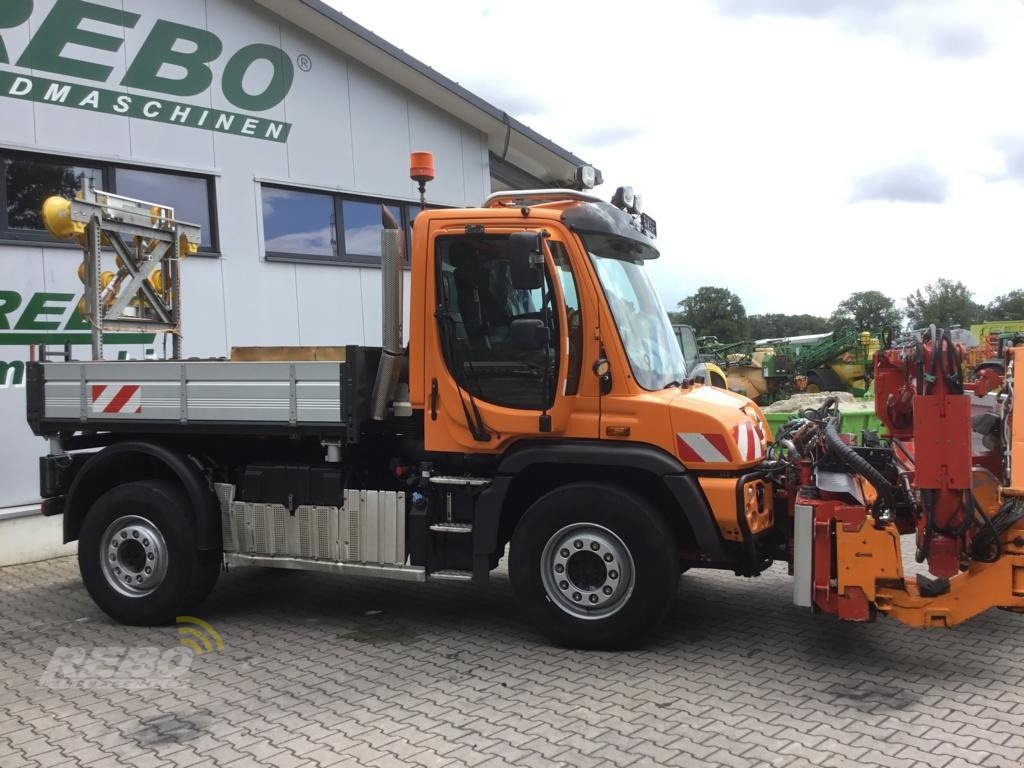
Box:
[808, 494, 873, 621]
[872, 329, 972, 578]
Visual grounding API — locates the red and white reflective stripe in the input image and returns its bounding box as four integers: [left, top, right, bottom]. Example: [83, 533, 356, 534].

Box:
[90, 384, 142, 414]
[733, 421, 763, 461]
[676, 432, 731, 464]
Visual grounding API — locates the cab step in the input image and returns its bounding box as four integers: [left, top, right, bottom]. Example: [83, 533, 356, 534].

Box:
[429, 523, 473, 534]
[428, 475, 491, 487]
[429, 569, 473, 582]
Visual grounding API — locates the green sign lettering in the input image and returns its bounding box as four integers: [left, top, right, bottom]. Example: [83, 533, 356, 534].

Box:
[18, 0, 139, 81]
[0, 360, 26, 387]
[14, 292, 73, 331]
[2, 1, 298, 141]
[0, 0, 33, 65]
[222, 44, 294, 112]
[1, 70, 291, 142]
[0, 289, 157, 347]
[0, 290, 22, 330]
[122, 20, 222, 97]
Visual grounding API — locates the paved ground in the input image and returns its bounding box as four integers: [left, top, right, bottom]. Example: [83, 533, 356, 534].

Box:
[1, 555, 1023, 768]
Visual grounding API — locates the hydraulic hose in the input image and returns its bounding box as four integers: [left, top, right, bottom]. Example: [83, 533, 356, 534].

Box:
[823, 421, 897, 507]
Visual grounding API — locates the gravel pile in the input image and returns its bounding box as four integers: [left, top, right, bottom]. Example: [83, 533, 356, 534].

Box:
[762, 391, 866, 413]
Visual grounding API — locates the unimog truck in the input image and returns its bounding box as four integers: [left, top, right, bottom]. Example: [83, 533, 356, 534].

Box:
[27, 157, 1024, 647]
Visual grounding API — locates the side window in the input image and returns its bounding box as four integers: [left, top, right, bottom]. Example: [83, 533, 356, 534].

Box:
[3, 156, 103, 234]
[114, 168, 217, 251]
[436, 236, 558, 410]
[549, 242, 582, 396]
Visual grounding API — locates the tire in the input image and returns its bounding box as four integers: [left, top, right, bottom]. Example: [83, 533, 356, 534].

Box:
[78, 480, 221, 626]
[805, 368, 844, 393]
[509, 483, 679, 649]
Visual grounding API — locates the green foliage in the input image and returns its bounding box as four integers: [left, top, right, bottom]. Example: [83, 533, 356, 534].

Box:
[829, 290, 902, 333]
[986, 290, 1024, 321]
[747, 313, 829, 340]
[675, 286, 748, 342]
[904, 279, 984, 329]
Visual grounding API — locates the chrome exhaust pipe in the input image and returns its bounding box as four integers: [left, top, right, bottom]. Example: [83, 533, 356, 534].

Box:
[371, 207, 405, 421]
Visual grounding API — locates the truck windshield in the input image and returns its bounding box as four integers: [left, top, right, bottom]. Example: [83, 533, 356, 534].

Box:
[586, 236, 687, 390]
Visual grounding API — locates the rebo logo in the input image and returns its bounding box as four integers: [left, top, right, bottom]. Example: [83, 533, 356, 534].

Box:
[0, 0, 296, 142]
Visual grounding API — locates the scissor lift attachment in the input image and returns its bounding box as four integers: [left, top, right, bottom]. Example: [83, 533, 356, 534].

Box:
[41, 178, 201, 360]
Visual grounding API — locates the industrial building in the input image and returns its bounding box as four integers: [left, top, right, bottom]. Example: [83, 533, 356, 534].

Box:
[0, 0, 593, 561]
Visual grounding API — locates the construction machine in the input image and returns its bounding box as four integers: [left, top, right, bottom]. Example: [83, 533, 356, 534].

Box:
[672, 324, 728, 388]
[25, 156, 1024, 648]
[703, 328, 877, 404]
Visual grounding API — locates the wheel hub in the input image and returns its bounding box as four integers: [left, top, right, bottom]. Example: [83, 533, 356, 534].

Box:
[99, 515, 168, 597]
[541, 523, 635, 619]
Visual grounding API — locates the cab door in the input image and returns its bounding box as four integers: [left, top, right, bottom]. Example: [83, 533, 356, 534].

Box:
[423, 228, 597, 453]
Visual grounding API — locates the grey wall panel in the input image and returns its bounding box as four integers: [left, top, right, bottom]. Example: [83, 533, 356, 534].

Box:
[0, 248, 47, 508]
[121, 0, 217, 168]
[278, 25, 356, 191]
[356, 269, 411, 348]
[461, 128, 490, 205]
[347, 64, 411, 198]
[179, 257, 229, 358]
[28, 0, 133, 159]
[407, 97, 468, 206]
[358, 267, 382, 347]
[215, 166, 297, 348]
[294, 264, 366, 346]
[0, 10, 36, 148]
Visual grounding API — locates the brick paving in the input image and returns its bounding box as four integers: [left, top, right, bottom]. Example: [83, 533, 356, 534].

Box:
[1, 555, 1023, 767]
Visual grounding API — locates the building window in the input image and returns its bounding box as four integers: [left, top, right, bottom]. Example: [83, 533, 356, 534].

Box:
[262, 184, 429, 267]
[0, 149, 219, 253]
[262, 187, 337, 260]
[114, 168, 217, 250]
[3, 156, 105, 232]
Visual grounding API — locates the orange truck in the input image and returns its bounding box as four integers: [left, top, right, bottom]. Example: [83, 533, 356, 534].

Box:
[26, 156, 1024, 648]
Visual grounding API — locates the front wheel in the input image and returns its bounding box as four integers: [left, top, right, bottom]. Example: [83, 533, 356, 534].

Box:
[509, 483, 679, 649]
[79, 480, 221, 625]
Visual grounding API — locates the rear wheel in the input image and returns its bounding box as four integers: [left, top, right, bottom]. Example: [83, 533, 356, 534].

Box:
[805, 368, 845, 393]
[509, 483, 679, 649]
[79, 481, 221, 625]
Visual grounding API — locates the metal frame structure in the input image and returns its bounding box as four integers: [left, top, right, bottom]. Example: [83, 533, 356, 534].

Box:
[71, 179, 201, 360]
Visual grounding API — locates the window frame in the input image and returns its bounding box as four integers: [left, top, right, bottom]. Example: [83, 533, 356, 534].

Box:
[0, 148, 220, 255]
[261, 181, 434, 268]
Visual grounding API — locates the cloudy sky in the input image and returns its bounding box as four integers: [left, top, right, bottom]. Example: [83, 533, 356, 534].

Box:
[332, 0, 1024, 318]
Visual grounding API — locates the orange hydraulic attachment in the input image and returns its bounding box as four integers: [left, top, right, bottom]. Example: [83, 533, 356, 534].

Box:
[804, 490, 1024, 628]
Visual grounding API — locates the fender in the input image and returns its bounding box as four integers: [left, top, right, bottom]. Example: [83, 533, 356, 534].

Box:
[472, 440, 726, 580]
[63, 441, 221, 551]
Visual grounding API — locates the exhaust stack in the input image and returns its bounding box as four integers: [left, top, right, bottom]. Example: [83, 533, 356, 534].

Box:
[370, 152, 432, 421]
[370, 206, 405, 421]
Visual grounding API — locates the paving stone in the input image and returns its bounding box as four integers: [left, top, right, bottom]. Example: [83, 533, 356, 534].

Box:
[1, 556, 1023, 768]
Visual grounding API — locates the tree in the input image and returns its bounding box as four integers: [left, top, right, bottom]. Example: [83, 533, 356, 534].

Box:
[747, 313, 830, 340]
[987, 290, 1024, 321]
[829, 290, 902, 333]
[904, 279, 984, 329]
[676, 286, 748, 342]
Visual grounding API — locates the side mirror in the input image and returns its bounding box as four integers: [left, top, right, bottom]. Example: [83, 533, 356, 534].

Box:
[508, 231, 543, 290]
[510, 318, 549, 350]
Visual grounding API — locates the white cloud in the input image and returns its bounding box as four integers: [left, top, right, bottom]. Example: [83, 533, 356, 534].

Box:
[332, 0, 1024, 317]
[850, 163, 949, 204]
[264, 226, 336, 257]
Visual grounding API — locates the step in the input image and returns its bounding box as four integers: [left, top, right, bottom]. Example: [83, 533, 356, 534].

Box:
[429, 569, 473, 582]
[428, 475, 491, 488]
[429, 523, 473, 534]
